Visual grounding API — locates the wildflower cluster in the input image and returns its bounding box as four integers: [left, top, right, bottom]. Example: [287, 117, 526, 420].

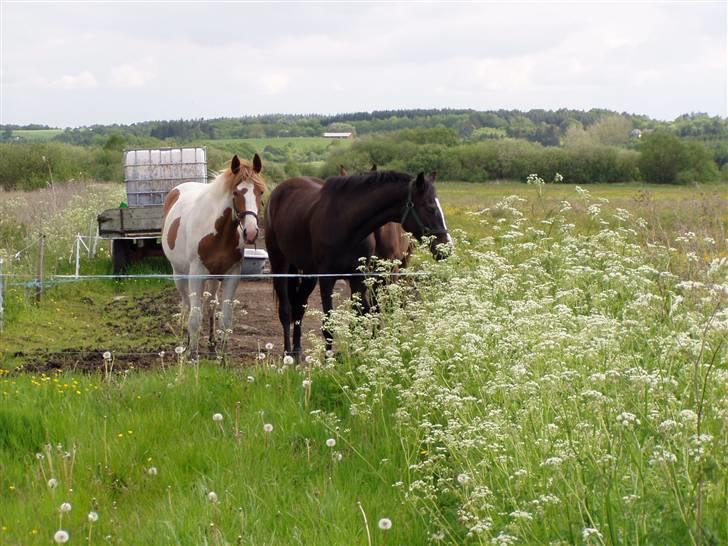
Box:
[323, 189, 727, 544]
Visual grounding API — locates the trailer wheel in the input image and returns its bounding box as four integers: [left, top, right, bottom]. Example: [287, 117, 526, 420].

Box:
[112, 239, 132, 274]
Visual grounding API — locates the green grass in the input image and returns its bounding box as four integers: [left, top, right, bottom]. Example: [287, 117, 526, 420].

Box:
[0, 280, 175, 370]
[1, 182, 726, 545]
[11, 129, 63, 141]
[0, 364, 423, 545]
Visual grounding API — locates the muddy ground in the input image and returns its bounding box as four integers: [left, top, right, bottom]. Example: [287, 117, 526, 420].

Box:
[18, 280, 351, 373]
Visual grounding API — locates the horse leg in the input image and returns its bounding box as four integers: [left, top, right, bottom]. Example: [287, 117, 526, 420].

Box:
[319, 277, 336, 352]
[219, 271, 240, 357]
[187, 276, 204, 361]
[291, 277, 317, 360]
[348, 277, 372, 314]
[268, 254, 292, 355]
[206, 279, 221, 352]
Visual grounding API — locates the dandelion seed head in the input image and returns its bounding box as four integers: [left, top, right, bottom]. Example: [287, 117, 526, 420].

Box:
[59, 502, 72, 513]
[326, 438, 336, 448]
[302, 379, 312, 388]
[54, 530, 69, 544]
[283, 355, 294, 366]
[457, 473, 470, 484]
[102, 351, 112, 360]
[263, 423, 273, 433]
[265, 342, 274, 351]
[147, 466, 158, 476]
[378, 518, 392, 530]
[174, 346, 185, 355]
[88, 511, 99, 523]
[207, 491, 218, 503]
[47, 478, 58, 489]
[212, 413, 223, 423]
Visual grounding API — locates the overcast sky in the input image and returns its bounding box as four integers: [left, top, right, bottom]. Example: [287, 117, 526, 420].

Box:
[1, 1, 726, 127]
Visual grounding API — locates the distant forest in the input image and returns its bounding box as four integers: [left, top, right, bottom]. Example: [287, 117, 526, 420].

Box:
[3, 108, 726, 146]
[1, 109, 727, 189]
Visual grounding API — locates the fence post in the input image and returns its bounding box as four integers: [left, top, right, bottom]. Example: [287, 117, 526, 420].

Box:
[35, 234, 45, 303]
[75, 233, 81, 278]
[0, 258, 4, 332]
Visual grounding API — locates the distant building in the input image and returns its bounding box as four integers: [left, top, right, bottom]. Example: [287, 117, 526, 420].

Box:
[323, 132, 353, 139]
[630, 129, 642, 139]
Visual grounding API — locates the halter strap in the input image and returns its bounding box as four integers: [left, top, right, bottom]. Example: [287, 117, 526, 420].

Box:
[399, 179, 448, 236]
[233, 206, 258, 228]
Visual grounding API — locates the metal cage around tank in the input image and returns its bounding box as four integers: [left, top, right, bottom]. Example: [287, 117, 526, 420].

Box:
[123, 147, 208, 207]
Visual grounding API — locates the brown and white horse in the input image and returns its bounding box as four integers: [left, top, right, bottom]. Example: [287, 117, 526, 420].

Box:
[162, 154, 266, 358]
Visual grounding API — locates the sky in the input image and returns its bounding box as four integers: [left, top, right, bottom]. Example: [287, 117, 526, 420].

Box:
[1, 1, 726, 127]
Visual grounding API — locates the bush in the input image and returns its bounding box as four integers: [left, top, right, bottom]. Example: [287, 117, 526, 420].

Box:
[0, 142, 96, 190]
[639, 131, 719, 184]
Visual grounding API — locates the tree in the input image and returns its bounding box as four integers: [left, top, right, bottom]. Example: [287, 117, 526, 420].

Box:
[639, 131, 719, 184]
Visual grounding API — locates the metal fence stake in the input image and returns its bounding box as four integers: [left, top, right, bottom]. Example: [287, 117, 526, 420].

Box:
[0, 258, 4, 332]
[35, 234, 45, 303]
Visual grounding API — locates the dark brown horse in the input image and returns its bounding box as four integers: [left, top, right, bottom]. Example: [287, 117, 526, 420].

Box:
[264, 170, 450, 356]
[339, 165, 414, 271]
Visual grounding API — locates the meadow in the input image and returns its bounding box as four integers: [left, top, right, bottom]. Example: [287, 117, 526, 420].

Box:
[0, 180, 726, 545]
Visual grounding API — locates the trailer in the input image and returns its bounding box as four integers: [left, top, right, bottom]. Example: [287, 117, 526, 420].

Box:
[97, 147, 267, 274]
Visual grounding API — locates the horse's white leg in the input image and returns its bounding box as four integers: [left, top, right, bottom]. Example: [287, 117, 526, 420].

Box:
[206, 279, 221, 350]
[220, 266, 240, 335]
[187, 273, 205, 361]
[173, 271, 191, 343]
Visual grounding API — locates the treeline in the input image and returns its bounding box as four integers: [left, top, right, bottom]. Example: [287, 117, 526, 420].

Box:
[1, 109, 726, 190]
[4, 109, 726, 148]
[320, 128, 722, 185]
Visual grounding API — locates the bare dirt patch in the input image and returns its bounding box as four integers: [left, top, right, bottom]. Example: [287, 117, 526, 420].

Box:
[18, 280, 348, 373]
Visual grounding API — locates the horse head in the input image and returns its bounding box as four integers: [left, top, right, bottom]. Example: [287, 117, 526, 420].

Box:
[229, 153, 265, 244]
[400, 171, 451, 260]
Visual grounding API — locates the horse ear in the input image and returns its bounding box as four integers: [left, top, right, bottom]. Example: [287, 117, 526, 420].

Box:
[370, 163, 377, 171]
[252, 153, 262, 174]
[231, 155, 241, 175]
[415, 172, 426, 190]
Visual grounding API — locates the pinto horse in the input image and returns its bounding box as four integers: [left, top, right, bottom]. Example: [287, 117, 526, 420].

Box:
[264, 169, 450, 356]
[162, 154, 266, 358]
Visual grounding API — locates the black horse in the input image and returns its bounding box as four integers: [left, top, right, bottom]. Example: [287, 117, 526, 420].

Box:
[263, 170, 451, 356]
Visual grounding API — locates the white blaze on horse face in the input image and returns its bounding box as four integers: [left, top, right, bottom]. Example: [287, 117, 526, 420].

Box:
[236, 181, 259, 244]
[435, 198, 452, 245]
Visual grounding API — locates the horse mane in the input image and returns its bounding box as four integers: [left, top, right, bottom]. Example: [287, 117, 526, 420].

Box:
[213, 159, 268, 195]
[323, 170, 410, 195]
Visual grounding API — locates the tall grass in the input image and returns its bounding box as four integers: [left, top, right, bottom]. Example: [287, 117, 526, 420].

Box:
[317, 188, 727, 544]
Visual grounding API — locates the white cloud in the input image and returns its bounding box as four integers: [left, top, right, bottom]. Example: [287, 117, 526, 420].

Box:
[2, 2, 725, 126]
[110, 61, 156, 88]
[260, 71, 290, 95]
[53, 71, 98, 90]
